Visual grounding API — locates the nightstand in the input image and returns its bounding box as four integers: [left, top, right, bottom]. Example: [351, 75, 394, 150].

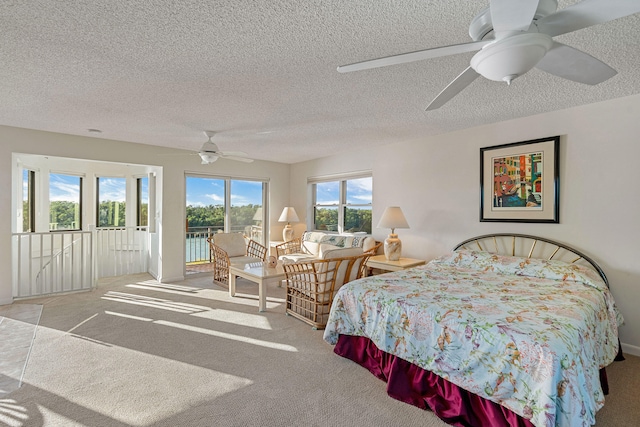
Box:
[365, 254, 426, 274]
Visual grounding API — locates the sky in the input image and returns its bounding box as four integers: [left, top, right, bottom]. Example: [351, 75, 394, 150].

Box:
[44, 173, 370, 207]
[186, 177, 263, 207]
[316, 177, 372, 205]
[45, 173, 260, 206]
[48, 173, 84, 202]
[46, 174, 145, 203]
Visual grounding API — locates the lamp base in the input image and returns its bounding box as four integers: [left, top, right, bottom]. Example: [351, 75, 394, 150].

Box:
[384, 233, 401, 261]
[282, 224, 294, 242]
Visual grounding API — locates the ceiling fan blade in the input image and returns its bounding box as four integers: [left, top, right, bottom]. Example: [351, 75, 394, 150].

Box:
[490, 0, 540, 33]
[221, 155, 254, 163]
[218, 150, 249, 157]
[535, 42, 617, 85]
[426, 66, 480, 111]
[337, 41, 489, 73]
[536, 0, 640, 37]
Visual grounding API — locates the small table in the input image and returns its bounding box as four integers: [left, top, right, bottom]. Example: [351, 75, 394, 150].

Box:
[366, 254, 426, 274]
[268, 241, 284, 256]
[228, 261, 285, 312]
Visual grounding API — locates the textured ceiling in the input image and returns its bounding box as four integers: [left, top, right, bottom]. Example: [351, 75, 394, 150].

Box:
[2, 1, 640, 164]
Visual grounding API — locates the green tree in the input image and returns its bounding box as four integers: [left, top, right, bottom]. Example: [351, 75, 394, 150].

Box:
[50, 201, 80, 230]
[98, 201, 126, 227]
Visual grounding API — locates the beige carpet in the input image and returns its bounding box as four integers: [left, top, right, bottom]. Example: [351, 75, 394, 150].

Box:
[0, 304, 42, 396]
[1, 273, 638, 427]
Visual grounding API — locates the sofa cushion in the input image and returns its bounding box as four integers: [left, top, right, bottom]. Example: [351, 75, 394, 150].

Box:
[361, 236, 376, 253]
[279, 253, 317, 263]
[318, 243, 340, 258]
[320, 246, 362, 260]
[301, 231, 377, 256]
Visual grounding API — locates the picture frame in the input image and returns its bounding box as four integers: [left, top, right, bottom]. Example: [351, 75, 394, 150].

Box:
[480, 136, 559, 223]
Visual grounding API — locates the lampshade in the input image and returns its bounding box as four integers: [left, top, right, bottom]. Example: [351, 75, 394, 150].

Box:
[252, 207, 263, 221]
[377, 206, 409, 261]
[278, 207, 299, 223]
[279, 207, 299, 242]
[377, 206, 409, 232]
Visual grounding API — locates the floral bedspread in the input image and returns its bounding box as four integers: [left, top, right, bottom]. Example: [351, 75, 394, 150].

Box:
[323, 250, 622, 427]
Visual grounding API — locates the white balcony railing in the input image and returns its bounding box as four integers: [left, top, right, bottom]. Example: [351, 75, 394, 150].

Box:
[95, 227, 149, 278]
[12, 231, 94, 298]
[12, 226, 149, 299]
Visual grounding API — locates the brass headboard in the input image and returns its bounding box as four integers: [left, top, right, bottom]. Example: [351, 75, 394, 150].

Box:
[454, 233, 608, 287]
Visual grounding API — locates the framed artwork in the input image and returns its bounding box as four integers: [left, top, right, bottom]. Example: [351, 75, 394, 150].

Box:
[480, 136, 559, 223]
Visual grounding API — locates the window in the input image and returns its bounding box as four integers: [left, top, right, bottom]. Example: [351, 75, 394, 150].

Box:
[230, 180, 265, 243]
[185, 175, 267, 265]
[22, 169, 35, 232]
[137, 176, 149, 227]
[311, 174, 372, 234]
[186, 176, 226, 234]
[185, 176, 266, 238]
[97, 177, 126, 227]
[49, 173, 82, 231]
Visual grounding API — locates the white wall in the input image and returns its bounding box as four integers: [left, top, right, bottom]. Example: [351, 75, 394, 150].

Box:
[2, 94, 639, 353]
[0, 126, 291, 304]
[291, 93, 640, 355]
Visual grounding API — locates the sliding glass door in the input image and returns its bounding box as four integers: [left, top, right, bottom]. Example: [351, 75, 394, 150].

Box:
[230, 180, 265, 243]
[185, 175, 267, 265]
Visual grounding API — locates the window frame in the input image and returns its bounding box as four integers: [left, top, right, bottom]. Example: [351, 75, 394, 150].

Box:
[49, 172, 83, 232]
[185, 173, 269, 245]
[136, 176, 149, 227]
[309, 172, 372, 234]
[96, 176, 127, 228]
[22, 169, 36, 232]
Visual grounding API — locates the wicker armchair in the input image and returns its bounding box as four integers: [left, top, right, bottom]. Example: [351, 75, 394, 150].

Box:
[283, 252, 371, 329]
[246, 238, 268, 260]
[275, 237, 308, 258]
[206, 233, 267, 286]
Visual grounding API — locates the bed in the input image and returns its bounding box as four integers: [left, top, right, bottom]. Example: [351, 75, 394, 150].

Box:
[323, 234, 623, 427]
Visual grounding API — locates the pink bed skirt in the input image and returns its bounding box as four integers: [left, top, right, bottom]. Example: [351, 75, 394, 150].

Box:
[335, 334, 535, 427]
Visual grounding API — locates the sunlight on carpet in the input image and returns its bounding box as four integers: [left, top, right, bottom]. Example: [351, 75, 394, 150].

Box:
[24, 326, 254, 426]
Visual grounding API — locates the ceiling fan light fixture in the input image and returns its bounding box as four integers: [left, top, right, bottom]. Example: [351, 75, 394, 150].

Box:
[470, 33, 553, 83]
[199, 152, 218, 164]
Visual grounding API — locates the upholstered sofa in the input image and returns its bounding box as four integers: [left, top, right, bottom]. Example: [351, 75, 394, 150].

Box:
[275, 231, 379, 263]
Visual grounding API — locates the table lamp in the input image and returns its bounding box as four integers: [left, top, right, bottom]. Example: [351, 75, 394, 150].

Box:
[252, 207, 263, 223]
[278, 207, 299, 242]
[377, 206, 409, 261]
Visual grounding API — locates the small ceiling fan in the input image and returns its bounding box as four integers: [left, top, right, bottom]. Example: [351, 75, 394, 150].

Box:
[197, 131, 253, 164]
[338, 0, 640, 110]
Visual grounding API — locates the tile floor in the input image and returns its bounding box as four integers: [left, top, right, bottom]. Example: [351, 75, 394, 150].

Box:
[185, 262, 215, 275]
[0, 304, 42, 397]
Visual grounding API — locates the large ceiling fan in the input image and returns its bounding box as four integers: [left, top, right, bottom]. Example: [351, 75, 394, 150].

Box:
[197, 131, 253, 164]
[338, 0, 640, 110]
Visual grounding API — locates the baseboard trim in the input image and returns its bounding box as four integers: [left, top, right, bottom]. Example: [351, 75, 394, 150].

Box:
[0, 297, 14, 306]
[621, 342, 640, 357]
[159, 275, 185, 283]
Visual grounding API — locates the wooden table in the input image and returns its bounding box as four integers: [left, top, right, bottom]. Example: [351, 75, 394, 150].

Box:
[228, 261, 285, 312]
[365, 254, 426, 274]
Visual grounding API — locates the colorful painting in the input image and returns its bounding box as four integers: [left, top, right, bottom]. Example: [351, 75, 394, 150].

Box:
[492, 151, 542, 208]
[481, 136, 559, 223]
